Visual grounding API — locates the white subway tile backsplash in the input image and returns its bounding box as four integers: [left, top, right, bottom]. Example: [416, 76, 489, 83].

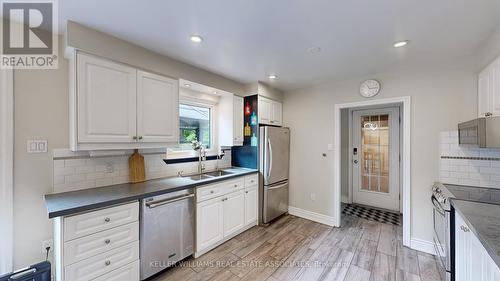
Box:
[440, 130, 500, 188]
[95, 178, 113, 187]
[52, 149, 233, 193]
[54, 167, 75, 176]
[65, 174, 86, 183]
[54, 160, 65, 168]
[64, 159, 87, 167]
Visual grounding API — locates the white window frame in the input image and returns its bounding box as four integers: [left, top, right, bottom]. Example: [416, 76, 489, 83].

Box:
[0, 68, 14, 274]
[167, 97, 219, 159]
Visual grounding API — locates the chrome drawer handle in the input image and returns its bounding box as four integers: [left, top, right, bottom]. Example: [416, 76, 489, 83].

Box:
[104, 239, 111, 244]
[210, 190, 215, 194]
[104, 217, 111, 223]
[234, 184, 238, 188]
[105, 260, 111, 266]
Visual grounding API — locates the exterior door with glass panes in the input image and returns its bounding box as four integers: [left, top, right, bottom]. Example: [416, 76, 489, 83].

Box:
[352, 107, 400, 211]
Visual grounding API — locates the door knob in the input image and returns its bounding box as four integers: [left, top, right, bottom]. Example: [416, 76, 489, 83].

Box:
[353, 160, 358, 164]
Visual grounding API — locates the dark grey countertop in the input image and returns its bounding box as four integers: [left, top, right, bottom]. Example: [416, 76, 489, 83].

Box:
[451, 199, 500, 268]
[45, 167, 258, 218]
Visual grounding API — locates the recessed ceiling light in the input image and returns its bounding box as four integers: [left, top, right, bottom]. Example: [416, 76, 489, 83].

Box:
[268, 75, 278, 80]
[190, 35, 203, 43]
[393, 40, 409, 48]
[213, 91, 217, 95]
[184, 83, 191, 87]
[307, 46, 322, 54]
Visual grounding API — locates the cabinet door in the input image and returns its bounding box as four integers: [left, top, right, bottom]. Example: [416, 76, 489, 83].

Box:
[233, 96, 244, 145]
[137, 70, 179, 143]
[478, 69, 491, 117]
[196, 197, 224, 252]
[455, 212, 470, 281]
[77, 53, 137, 143]
[222, 190, 245, 237]
[469, 229, 485, 281]
[271, 101, 282, 126]
[258, 97, 272, 125]
[491, 62, 500, 116]
[244, 187, 258, 225]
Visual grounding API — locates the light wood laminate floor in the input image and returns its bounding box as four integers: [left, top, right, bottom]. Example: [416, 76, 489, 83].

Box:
[152, 215, 441, 281]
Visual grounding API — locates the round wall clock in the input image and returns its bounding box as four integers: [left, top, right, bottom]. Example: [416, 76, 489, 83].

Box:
[360, 79, 381, 98]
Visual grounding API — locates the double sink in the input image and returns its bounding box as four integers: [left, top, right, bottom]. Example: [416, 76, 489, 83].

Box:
[181, 170, 234, 181]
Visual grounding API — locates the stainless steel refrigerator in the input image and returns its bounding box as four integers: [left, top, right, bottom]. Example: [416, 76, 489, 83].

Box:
[259, 126, 290, 224]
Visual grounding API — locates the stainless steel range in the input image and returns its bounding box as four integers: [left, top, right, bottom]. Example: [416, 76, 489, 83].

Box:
[432, 183, 454, 281]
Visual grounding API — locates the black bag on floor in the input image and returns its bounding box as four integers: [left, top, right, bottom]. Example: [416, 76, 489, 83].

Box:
[0, 261, 51, 281]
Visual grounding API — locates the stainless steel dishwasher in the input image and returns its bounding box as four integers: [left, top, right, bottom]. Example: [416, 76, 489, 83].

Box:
[140, 188, 195, 280]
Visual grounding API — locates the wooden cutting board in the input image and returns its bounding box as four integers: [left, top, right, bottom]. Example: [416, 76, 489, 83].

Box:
[129, 149, 145, 183]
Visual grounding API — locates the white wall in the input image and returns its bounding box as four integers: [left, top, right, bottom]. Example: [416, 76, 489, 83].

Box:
[283, 60, 477, 243]
[13, 39, 69, 268]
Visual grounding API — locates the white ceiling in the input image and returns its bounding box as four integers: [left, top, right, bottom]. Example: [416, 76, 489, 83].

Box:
[58, 0, 500, 91]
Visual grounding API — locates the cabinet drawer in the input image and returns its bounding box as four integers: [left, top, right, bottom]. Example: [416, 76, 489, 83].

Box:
[197, 178, 244, 202]
[91, 260, 139, 281]
[197, 183, 224, 202]
[65, 241, 139, 281]
[64, 202, 139, 241]
[225, 178, 245, 193]
[245, 174, 258, 187]
[64, 221, 139, 265]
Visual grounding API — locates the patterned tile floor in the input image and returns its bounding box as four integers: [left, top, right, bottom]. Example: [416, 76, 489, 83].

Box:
[152, 214, 439, 281]
[342, 204, 402, 226]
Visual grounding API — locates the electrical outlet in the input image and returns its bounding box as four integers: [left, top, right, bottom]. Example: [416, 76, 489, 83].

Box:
[42, 239, 53, 254]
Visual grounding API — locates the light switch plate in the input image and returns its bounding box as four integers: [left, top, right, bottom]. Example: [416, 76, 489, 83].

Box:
[27, 140, 48, 153]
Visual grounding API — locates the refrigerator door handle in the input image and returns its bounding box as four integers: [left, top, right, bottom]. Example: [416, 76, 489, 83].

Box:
[268, 138, 273, 180]
[266, 181, 288, 190]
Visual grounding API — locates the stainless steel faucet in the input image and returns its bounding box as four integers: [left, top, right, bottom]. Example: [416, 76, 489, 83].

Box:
[198, 145, 206, 174]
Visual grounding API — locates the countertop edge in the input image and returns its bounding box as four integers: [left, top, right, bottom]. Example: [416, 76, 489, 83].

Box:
[450, 198, 500, 269]
[46, 169, 258, 219]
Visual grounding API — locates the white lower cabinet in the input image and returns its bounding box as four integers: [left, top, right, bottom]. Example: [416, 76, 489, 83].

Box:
[222, 190, 246, 237]
[244, 186, 258, 225]
[54, 202, 140, 281]
[455, 211, 500, 281]
[92, 260, 139, 281]
[196, 196, 224, 251]
[195, 174, 259, 256]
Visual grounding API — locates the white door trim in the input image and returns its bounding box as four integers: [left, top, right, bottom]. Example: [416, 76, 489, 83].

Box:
[334, 96, 411, 247]
[0, 68, 14, 274]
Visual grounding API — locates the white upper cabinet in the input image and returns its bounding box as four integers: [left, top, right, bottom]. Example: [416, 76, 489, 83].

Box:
[77, 53, 137, 143]
[478, 56, 500, 117]
[137, 70, 179, 143]
[258, 96, 282, 126]
[70, 52, 179, 150]
[218, 94, 243, 147]
[258, 97, 271, 124]
[233, 96, 244, 145]
[271, 101, 282, 125]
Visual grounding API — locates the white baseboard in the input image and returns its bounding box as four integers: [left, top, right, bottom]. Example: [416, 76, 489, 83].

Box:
[288, 206, 335, 227]
[341, 195, 349, 204]
[410, 238, 436, 255]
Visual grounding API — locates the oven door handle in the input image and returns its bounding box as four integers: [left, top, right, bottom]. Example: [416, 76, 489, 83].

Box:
[431, 195, 446, 216]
